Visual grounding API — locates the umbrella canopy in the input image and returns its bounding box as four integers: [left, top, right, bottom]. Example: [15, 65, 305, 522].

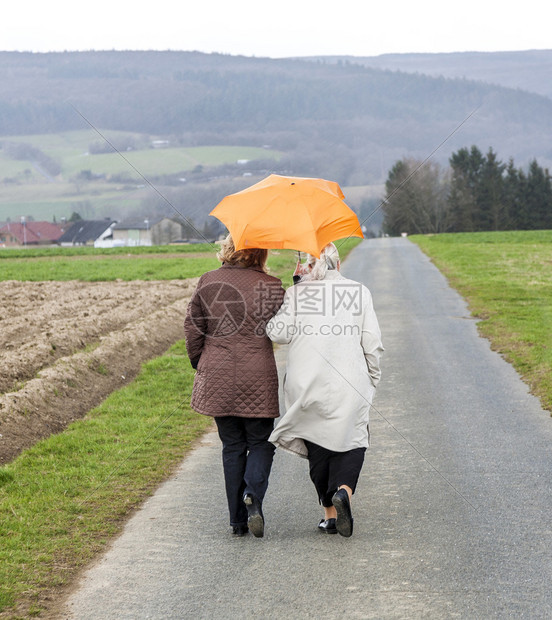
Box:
[210, 174, 363, 258]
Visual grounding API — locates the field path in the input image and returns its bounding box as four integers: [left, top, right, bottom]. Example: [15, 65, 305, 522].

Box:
[62, 238, 552, 618]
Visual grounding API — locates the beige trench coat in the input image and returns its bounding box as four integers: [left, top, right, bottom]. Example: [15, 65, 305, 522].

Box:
[266, 270, 383, 457]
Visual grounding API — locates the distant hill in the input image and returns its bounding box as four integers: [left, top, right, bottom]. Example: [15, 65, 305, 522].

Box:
[1, 49, 552, 188]
[311, 50, 552, 100]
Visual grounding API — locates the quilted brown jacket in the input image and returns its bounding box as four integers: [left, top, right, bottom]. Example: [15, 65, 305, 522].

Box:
[184, 263, 285, 418]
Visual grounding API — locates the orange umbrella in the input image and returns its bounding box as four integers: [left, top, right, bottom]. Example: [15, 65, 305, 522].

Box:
[210, 174, 363, 258]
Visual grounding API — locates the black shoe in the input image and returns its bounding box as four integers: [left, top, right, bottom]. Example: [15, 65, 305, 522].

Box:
[243, 493, 264, 538]
[332, 488, 354, 537]
[318, 518, 337, 534]
[232, 524, 249, 537]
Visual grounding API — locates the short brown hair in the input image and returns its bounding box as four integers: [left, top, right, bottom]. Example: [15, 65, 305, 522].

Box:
[217, 235, 268, 272]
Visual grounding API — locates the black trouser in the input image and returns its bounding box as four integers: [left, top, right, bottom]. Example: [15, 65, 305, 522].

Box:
[304, 440, 366, 508]
[215, 416, 276, 527]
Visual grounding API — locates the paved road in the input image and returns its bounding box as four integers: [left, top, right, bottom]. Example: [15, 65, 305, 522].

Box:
[64, 238, 552, 619]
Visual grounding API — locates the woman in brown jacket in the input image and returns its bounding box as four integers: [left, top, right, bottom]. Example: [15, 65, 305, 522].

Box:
[184, 235, 285, 538]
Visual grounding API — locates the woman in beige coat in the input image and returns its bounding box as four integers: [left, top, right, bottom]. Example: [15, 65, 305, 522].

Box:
[266, 242, 383, 537]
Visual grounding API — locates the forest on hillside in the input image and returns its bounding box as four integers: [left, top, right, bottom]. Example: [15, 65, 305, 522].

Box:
[316, 50, 552, 100]
[2, 50, 552, 188]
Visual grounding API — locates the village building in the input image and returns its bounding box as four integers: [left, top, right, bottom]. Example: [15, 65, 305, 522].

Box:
[0, 221, 65, 246]
[111, 217, 182, 247]
[57, 220, 117, 247]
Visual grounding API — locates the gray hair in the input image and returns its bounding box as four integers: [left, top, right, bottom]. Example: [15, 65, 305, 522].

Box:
[302, 242, 340, 281]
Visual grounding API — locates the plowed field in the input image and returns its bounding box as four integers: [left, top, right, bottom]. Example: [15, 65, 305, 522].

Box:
[0, 279, 197, 464]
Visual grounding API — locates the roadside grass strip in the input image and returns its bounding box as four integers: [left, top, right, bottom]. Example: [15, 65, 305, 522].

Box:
[411, 230, 552, 413]
[0, 341, 212, 616]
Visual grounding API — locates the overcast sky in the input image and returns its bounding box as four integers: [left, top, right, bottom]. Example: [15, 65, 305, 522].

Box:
[2, 0, 550, 58]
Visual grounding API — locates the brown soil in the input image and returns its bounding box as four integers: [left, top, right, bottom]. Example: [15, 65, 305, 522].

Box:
[0, 279, 198, 464]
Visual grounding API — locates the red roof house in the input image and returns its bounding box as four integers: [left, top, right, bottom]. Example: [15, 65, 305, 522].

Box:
[0, 221, 65, 246]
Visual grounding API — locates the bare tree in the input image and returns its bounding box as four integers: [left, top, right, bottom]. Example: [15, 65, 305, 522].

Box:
[383, 158, 452, 235]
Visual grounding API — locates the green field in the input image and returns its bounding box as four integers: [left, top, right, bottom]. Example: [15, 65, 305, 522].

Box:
[0, 243, 220, 282]
[0, 255, 221, 281]
[0, 247, 288, 284]
[1, 130, 282, 178]
[0, 238, 361, 288]
[411, 230, 552, 413]
[0, 130, 283, 222]
[0, 243, 216, 258]
[59, 145, 281, 178]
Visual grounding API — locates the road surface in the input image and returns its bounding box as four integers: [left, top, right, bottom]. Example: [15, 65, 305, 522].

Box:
[63, 238, 552, 619]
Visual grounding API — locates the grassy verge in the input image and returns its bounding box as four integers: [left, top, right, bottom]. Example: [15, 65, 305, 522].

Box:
[411, 231, 552, 413]
[0, 235, 362, 617]
[0, 341, 213, 617]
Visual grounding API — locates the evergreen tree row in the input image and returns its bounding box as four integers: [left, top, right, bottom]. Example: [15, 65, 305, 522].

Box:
[383, 146, 552, 235]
